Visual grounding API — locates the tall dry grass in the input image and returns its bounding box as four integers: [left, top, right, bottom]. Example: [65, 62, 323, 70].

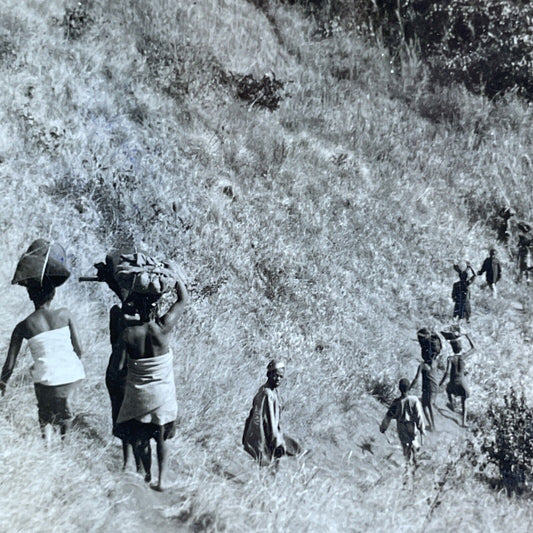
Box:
[2, 0, 533, 531]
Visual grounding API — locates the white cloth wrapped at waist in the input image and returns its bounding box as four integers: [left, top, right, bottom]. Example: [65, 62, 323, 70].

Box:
[117, 352, 177, 425]
[27, 326, 85, 386]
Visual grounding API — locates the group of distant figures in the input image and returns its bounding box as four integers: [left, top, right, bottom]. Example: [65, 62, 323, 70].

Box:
[379, 206, 533, 469]
[1, 241, 302, 493]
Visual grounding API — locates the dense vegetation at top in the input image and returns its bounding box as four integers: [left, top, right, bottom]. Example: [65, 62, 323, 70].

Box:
[1, 0, 533, 531]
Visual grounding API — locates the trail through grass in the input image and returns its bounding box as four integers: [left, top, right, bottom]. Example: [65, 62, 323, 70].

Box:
[2, 0, 533, 531]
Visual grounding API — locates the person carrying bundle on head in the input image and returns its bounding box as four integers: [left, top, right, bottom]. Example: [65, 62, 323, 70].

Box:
[242, 359, 302, 467]
[90, 250, 142, 473]
[452, 262, 476, 323]
[1, 239, 85, 443]
[440, 326, 474, 428]
[112, 253, 188, 491]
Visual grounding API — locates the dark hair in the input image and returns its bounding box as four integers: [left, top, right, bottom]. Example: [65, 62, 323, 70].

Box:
[27, 282, 55, 306]
[399, 378, 410, 393]
[128, 293, 159, 321]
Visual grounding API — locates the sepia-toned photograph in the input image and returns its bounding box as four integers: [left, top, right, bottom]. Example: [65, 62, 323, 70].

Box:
[1, 1, 533, 531]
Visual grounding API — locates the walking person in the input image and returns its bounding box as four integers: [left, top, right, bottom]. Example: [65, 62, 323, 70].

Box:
[242, 360, 302, 466]
[452, 268, 476, 323]
[439, 330, 474, 428]
[477, 248, 502, 297]
[380, 378, 426, 466]
[1, 240, 85, 443]
[410, 354, 439, 431]
[115, 277, 188, 491]
[94, 252, 142, 472]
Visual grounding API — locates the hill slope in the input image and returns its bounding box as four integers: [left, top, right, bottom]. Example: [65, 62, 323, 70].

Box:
[1, 0, 533, 531]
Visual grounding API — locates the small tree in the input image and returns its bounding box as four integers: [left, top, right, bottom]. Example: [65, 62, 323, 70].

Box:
[473, 389, 533, 496]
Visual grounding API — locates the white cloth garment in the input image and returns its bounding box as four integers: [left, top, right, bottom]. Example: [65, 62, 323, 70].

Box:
[27, 326, 85, 386]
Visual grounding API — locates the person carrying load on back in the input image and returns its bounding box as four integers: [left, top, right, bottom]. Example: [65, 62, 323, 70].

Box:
[477, 248, 502, 297]
[113, 252, 188, 492]
[416, 328, 442, 366]
[88, 250, 142, 473]
[439, 327, 474, 428]
[380, 378, 426, 466]
[1, 240, 85, 443]
[496, 207, 515, 245]
[410, 329, 441, 431]
[242, 360, 302, 467]
[452, 263, 476, 323]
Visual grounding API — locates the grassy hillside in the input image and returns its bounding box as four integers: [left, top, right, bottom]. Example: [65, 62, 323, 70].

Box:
[2, 0, 533, 531]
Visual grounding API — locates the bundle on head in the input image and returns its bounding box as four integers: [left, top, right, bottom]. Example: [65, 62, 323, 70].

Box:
[115, 252, 180, 298]
[91, 250, 185, 307]
[440, 325, 461, 341]
[417, 328, 442, 362]
[12, 239, 70, 288]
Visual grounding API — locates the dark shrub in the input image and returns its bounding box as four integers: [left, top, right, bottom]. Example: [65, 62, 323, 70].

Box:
[472, 389, 533, 495]
[233, 73, 286, 111]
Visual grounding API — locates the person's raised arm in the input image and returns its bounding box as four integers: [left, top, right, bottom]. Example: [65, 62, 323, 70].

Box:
[462, 333, 475, 358]
[158, 278, 188, 332]
[409, 364, 421, 391]
[67, 311, 83, 358]
[1, 323, 25, 395]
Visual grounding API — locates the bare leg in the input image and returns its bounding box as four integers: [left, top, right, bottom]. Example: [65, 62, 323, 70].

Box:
[151, 429, 168, 492]
[40, 422, 52, 448]
[121, 440, 130, 471]
[426, 403, 436, 430]
[132, 444, 143, 473]
[461, 398, 468, 427]
[446, 392, 455, 411]
[60, 419, 73, 444]
[133, 439, 152, 483]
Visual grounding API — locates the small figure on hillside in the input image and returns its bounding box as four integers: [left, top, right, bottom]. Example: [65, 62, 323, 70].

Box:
[517, 235, 531, 283]
[452, 267, 476, 323]
[242, 360, 302, 467]
[1, 280, 85, 442]
[439, 328, 474, 428]
[115, 277, 188, 492]
[496, 207, 515, 245]
[477, 248, 502, 297]
[380, 378, 426, 466]
[410, 338, 440, 431]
